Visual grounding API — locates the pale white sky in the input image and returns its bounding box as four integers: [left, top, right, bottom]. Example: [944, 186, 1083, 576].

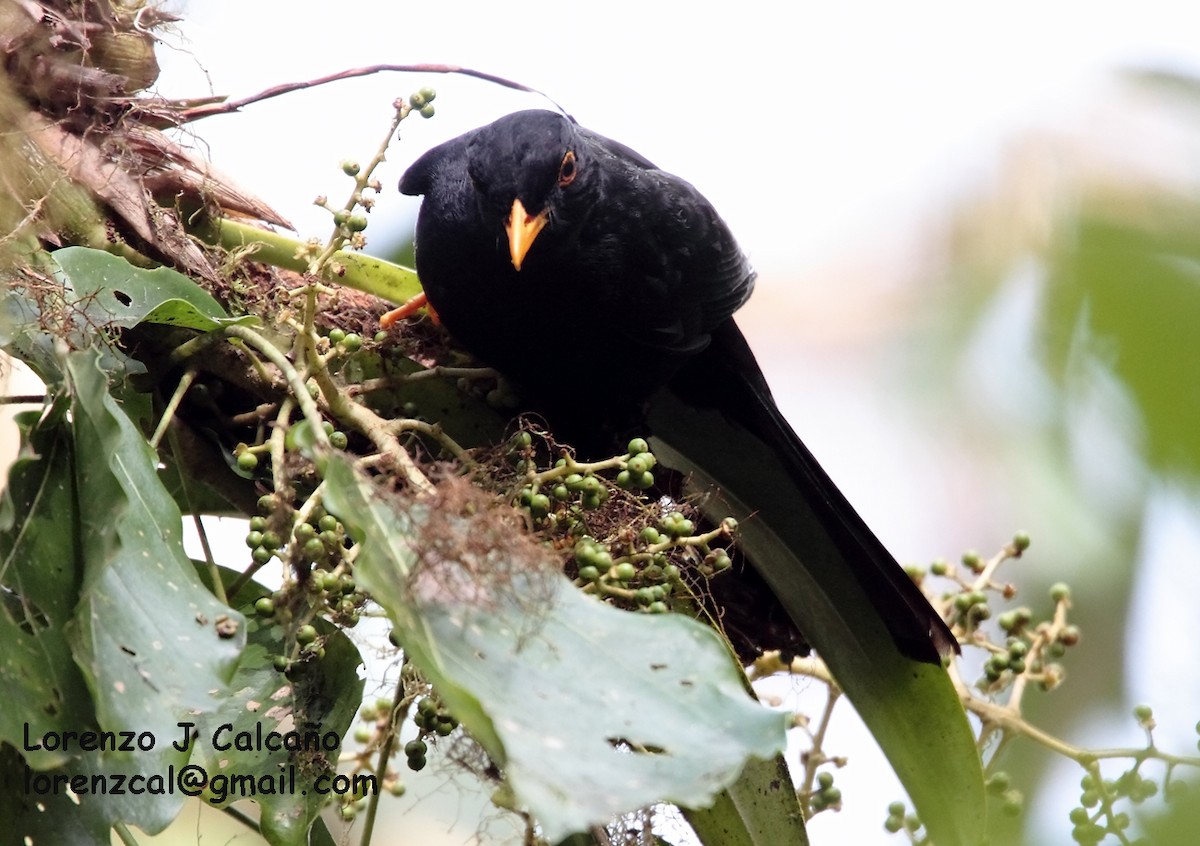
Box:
[160, 1, 1200, 275]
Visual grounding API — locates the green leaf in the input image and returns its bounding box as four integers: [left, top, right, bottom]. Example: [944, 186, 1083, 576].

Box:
[684, 754, 810, 846]
[53, 246, 252, 332]
[0, 402, 94, 770]
[186, 565, 365, 846]
[0, 743, 112, 846]
[1045, 215, 1200, 475]
[322, 458, 788, 843]
[59, 349, 246, 832]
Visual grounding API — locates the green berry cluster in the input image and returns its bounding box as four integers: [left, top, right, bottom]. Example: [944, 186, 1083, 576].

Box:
[972, 577, 1080, 693]
[408, 86, 437, 119]
[493, 432, 742, 619]
[414, 696, 458, 737]
[808, 770, 842, 813]
[883, 800, 919, 836]
[403, 738, 427, 771]
[1068, 765, 1143, 845]
[986, 770, 1024, 817]
[327, 326, 364, 356]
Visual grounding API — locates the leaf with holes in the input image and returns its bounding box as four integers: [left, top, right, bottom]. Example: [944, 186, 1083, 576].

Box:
[322, 458, 788, 843]
[53, 246, 253, 332]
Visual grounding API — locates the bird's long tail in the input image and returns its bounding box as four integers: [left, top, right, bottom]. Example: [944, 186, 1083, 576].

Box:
[646, 320, 957, 665]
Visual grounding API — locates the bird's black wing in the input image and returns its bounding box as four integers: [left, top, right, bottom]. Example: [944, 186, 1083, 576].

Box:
[577, 126, 756, 350]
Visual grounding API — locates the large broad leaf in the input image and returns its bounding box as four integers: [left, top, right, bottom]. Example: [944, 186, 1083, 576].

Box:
[187, 565, 364, 846]
[53, 350, 245, 833]
[649, 402, 986, 846]
[322, 458, 788, 843]
[53, 246, 253, 332]
[0, 402, 94, 770]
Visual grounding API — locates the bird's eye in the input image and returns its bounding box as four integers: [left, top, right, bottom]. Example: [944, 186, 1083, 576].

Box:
[557, 150, 577, 187]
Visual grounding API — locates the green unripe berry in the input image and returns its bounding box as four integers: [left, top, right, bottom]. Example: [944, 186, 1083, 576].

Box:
[986, 771, 1011, 794]
[884, 816, 904, 833]
[342, 332, 363, 352]
[577, 565, 599, 582]
[296, 624, 318, 645]
[254, 597, 276, 617]
[329, 430, 348, 449]
[245, 530, 264, 549]
[418, 86, 437, 103]
[1012, 530, 1031, 552]
[626, 454, 650, 475]
[817, 771, 834, 789]
[967, 602, 991, 622]
[237, 451, 259, 472]
[407, 754, 427, 771]
[318, 514, 339, 533]
[580, 492, 602, 510]
[529, 493, 551, 517]
[251, 545, 273, 564]
[328, 328, 347, 344]
[552, 484, 570, 500]
[1001, 789, 1024, 817]
[640, 526, 661, 544]
[374, 330, 388, 342]
[272, 655, 289, 672]
[249, 515, 268, 532]
[636, 471, 655, 489]
[1050, 582, 1071, 602]
[627, 437, 649, 455]
[615, 470, 633, 489]
[319, 529, 341, 548]
[295, 521, 316, 540]
[340, 160, 360, 176]
[930, 558, 950, 576]
[887, 801, 906, 817]
[404, 739, 427, 758]
[647, 601, 668, 614]
[614, 562, 637, 582]
[408, 91, 427, 108]
[257, 494, 277, 514]
[303, 537, 325, 560]
[419, 104, 435, 118]
[1133, 704, 1153, 722]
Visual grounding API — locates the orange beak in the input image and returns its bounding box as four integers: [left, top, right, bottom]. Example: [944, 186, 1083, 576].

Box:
[505, 198, 549, 271]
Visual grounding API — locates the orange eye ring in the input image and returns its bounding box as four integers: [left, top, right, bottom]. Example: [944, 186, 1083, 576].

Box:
[557, 150, 577, 187]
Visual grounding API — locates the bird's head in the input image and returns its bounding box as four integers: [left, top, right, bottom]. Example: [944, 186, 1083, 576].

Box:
[465, 110, 588, 271]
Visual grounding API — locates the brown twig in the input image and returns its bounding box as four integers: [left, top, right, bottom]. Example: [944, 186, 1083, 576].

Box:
[175, 64, 567, 124]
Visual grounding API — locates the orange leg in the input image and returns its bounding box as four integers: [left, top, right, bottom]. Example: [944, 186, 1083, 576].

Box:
[379, 291, 439, 329]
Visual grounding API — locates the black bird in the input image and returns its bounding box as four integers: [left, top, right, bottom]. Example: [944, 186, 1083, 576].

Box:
[398, 109, 956, 665]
